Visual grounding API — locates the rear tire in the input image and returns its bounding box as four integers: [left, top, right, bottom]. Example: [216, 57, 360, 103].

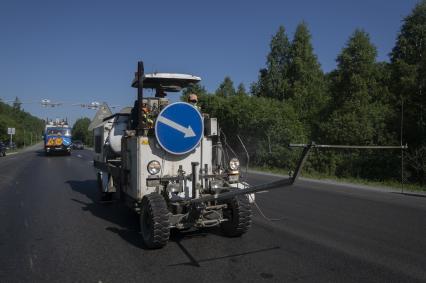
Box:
[221, 195, 252, 237]
[140, 193, 170, 249]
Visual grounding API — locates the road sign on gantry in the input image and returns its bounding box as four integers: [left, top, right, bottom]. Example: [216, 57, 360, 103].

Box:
[155, 102, 203, 155]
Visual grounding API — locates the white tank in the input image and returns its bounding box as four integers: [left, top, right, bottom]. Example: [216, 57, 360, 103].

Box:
[108, 114, 129, 155]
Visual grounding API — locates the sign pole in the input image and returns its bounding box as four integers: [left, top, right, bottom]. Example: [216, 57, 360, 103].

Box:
[137, 61, 145, 135]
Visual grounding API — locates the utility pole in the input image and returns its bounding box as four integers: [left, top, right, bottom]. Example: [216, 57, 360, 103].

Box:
[400, 97, 404, 194]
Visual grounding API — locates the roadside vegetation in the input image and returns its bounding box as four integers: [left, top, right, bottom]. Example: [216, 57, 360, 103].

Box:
[0, 99, 44, 148]
[185, 1, 426, 188]
[72, 117, 93, 147]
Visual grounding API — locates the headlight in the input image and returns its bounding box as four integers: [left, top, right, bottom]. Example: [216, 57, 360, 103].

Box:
[147, 160, 161, 175]
[229, 158, 240, 170]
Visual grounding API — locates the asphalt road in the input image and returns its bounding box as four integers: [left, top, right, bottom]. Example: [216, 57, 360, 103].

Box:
[0, 145, 425, 282]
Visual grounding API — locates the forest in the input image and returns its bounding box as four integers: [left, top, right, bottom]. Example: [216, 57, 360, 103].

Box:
[0, 99, 45, 148]
[184, 1, 426, 186]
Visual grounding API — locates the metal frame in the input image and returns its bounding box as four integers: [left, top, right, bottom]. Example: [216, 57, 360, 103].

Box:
[179, 142, 408, 205]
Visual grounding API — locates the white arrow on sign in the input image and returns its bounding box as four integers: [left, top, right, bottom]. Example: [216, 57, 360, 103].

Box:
[157, 116, 196, 138]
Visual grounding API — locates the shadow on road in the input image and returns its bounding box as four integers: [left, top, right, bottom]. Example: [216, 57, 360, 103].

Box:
[66, 179, 216, 251]
[168, 227, 280, 267]
[66, 179, 281, 266]
[66, 179, 149, 249]
[390, 192, 426, 198]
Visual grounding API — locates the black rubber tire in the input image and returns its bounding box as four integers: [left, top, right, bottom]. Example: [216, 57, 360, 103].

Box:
[220, 195, 252, 237]
[140, 193, 170, 249]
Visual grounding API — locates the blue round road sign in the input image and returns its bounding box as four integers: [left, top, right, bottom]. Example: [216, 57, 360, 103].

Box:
[155, 102, 203, 155]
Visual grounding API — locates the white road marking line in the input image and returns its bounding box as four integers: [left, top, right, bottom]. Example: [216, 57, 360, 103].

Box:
[77, 154, 82, 158]
[256, 190, 269, 194]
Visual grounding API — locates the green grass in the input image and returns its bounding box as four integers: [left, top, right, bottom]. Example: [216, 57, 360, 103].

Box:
[250, 166, 426, 193]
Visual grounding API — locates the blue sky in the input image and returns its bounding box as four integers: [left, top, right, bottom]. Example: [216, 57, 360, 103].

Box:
[0, 0, 419, 125]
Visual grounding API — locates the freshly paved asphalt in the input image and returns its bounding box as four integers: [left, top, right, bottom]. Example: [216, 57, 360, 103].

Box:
[0, 145, 425, 282]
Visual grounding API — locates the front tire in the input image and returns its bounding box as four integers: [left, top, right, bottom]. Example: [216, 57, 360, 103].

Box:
[140, 193, 170, 249]
[221, 195, 252, 237]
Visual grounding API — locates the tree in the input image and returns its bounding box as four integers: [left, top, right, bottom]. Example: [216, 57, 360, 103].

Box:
[318, 30, 395, 178]
[13, 97, 21, 111]
[181, 83, 208, 103]
[391, 0, 426, 146]
[215, 76, 236, 97]
[72, 118, 93, 146]
[236, 83, 247, 96]
[287, 22, 327, 136]
[201, 94, 306, 169]
[390, 0, 426, 183]
[0, 100, 44, 147]
[252, 26, 291, 100]
[322, 30, 393, 144]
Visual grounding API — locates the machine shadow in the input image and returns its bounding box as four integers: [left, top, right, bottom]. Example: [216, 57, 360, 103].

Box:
[66, 179, 149, 249]
[66, 179, 281, 264]
[390, 192, 426, 198]
[66, 179, 223, 250]
[168, 227, 281, 267]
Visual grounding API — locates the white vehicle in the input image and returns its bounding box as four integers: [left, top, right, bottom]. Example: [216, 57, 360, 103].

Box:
[92, 61, 312, 249]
